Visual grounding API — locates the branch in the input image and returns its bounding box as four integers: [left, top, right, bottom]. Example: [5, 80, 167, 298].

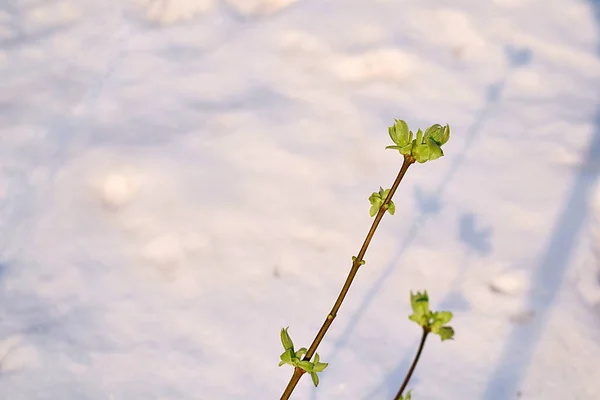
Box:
[280, 155, 415, 399]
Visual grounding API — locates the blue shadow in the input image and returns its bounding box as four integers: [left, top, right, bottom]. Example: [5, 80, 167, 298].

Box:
[311, 45, 531, 399]
[482, 2, 600, 397]
[458, 213, 493, 256]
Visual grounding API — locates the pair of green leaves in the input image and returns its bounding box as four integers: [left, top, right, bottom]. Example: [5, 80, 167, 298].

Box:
[408, 291, 455, 340]
[397, 390, 412, 400]
[386, 120, 450, 163]
[368, 187, 395, 217]
[278, 328, 328, 387]
[351, 255, 366, 266]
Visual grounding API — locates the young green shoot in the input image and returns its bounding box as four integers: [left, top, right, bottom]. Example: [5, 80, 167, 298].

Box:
[394, 291, 455, 400]
[278, 120, 450, 399]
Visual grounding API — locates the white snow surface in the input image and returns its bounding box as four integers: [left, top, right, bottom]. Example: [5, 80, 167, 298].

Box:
[2, 0, 600, 399]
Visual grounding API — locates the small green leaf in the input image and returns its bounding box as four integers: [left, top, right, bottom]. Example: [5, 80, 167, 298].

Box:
[371, 188, 394, 216]
[410, 291, 430, 315]
[441, 124, 450, 145]
[437, 326, 455, 341]
[369, 204, 379, 217]
[409, 313, 429, 327]
[430, 310, 454, 337]
[295, 347, 308, 360]
[279, 350, 293, 366]
[387, 200, 396, 215]
[312, 353, 328, 372]
[280, 327, 294, 352]
[433, 311, 453, 325]
[310, 371, 320, 387]
[388, 126, 400, 145]
[386, 145, 403, 151]
[415, 128, 424, 144]
[409, 291, 431, 327]
[399, 142, 413, 156]
[369, 190, 384, 217]
[413, 142, 431, 163]
[427, 138, 444, 161]
[313, 361, 328, 373]
[297, 360, 314, 372]
[369, 192, 382, 203]
[408, 313, 421, 323]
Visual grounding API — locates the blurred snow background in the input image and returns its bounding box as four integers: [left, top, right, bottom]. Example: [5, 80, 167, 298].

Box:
[1, 0, 600, 398]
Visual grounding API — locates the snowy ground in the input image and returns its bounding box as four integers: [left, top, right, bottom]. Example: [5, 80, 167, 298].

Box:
[1, 0, 600, 399]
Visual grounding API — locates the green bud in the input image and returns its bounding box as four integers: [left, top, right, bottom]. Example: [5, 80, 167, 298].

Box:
[386, 119, 450, 162]
[369, 187, 395, 216]
[407, 291, 455, 340]
[388, 119, 411, 146]
[410, 291, 430, 315]
[408, 291, 432, 327]
[280, 327, 294, 352]
[424, 123, 450, 146]
[424, 124, 442, 141]
[369, 190, 384, 217]
[352, 256, 365, 266]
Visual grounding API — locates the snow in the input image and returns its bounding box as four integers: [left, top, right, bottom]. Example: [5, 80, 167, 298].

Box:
[101, 172, 140, 209]
[1, 0, 600, 399]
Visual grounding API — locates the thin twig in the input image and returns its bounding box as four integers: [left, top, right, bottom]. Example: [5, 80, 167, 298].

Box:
[280, 155, 415, 399]
[394, 326, 430, 400]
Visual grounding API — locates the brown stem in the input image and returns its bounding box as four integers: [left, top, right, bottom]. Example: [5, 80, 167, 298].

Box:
[394, 327, 430, 400]
[280, 155, 415, 400]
